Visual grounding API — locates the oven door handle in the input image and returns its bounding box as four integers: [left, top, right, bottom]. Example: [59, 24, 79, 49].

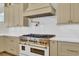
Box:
[29, 44, 47, 49]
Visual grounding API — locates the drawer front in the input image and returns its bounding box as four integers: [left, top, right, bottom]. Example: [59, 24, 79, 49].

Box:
[61, 42, 79, 56]
[10, 39, 19, 44]
[50, 40, 58, 56]
[7, 37, 19, 44]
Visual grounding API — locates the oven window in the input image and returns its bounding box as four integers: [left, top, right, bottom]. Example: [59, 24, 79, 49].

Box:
[30, 48, 44, 55]
[22, 46, 25, 50]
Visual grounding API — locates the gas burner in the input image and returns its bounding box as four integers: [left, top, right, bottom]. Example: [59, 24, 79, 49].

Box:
[21, 34, 56, 38]
[19, 34, 55, 46]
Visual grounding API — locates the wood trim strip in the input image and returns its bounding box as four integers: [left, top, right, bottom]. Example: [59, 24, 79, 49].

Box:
[27, 6, 51, 11]
[0, 51, 17, 56]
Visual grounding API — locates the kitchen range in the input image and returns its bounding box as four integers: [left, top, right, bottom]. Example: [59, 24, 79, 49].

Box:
[19, 34, 55, 56]
[0, 3, 79, 56]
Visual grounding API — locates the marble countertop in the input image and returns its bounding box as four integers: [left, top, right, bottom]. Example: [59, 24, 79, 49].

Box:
[0, 33, 79, 43]
[0, 34, 22, 37]
[50, 37, 79, 43]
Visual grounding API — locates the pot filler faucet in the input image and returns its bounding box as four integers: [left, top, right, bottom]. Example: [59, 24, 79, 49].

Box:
[31, 20, 40, 26]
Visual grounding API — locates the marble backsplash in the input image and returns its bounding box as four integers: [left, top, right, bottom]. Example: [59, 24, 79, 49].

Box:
[6, 16, 79, 38]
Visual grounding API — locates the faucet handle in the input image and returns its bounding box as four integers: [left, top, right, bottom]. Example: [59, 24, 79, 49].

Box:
[35, 22, 40, 26]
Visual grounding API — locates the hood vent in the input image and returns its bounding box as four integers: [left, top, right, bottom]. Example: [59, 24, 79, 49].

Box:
[24, 3, 56, 18]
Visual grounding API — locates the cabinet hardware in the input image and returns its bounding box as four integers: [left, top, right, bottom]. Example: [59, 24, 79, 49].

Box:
[5, 3, 8, 7]
[68, 20, 73, 24]
[5, 3, 12, 7]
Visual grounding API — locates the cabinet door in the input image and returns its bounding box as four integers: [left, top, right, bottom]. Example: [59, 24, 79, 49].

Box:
[71, 3, 79, 24]
[4, 7, 9, 27]
[13, 4, 20, 27]
[14, 4, 28, 27]
[0, 37, 4, 52]
[59, 41, 79, 56]
[8, 6, 14, 27]
[57, 41, 62, 56]
[17, 4, 24, 26]
[50, 40, 58, 56]
[5, 37, 19, 55]
[57, 3, 71, 24]
[5, 3, 29, 27]
[5, 37, 12, 53]
[5, 4, 19, 27]
[19, 4, 29, 26]
[5, 6, 14, 27]
[6, 43, 19, 55]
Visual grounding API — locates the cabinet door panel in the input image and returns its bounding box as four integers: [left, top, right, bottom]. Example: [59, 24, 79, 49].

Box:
[4, 7, 9, 27]
[5, 37, 19, 55]
[18, 4, 24, 26]
[8, 6, 14, 27]
[7, 43, 19, 55]
[57, 3, 71, 24]
[13, 4, 20, 26]
[60, 42, 79, 56]
[4, 3, 29, 27]
[50, 40, 57, 56]
[58, 41, 62, 56]
[0, 37, 4, 52]
[71, 3, 79, 23]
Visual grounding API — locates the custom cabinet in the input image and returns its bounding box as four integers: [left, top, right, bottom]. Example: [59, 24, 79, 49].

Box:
[50, 40, 58, 56]
[4, 4, 15, 27]
[57, 41, 62, 56]
[4, 6, 9, 26]
[57, 3, 71, 24]
[4, 3, 28, 27]
[0, 37, 4, 52]
[8, 6, 14, 27]
[58, 41, 79, 56]
[13, 4, 19, 27]
[5, 36, 20, 55]
[57, 3, 79, 24]
[24, 3, 55, 17]
[17, 4, 29, 26]
[71, 3, 79, 23]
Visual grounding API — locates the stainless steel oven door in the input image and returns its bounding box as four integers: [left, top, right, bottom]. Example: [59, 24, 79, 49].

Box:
[29, 45, 49, 56]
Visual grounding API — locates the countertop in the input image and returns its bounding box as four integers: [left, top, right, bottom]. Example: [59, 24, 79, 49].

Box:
[0, 34, 79, 43]
[50, 37, 79, 43]
[0, 34, 22, 37]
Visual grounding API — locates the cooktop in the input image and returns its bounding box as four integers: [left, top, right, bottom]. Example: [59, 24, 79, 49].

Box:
[22, 34, 56, 38]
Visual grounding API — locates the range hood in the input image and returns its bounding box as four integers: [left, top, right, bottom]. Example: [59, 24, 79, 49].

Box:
[24, 3, 56, 18]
